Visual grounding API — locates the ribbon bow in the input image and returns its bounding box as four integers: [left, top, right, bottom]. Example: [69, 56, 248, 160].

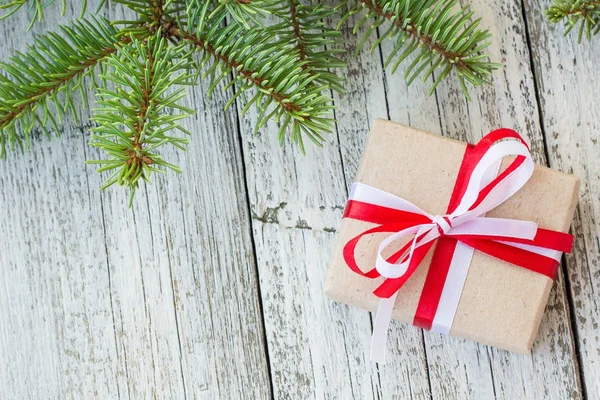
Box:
[342, 129, 573, 363]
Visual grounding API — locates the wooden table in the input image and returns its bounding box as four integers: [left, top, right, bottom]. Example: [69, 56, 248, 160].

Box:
[1, 1, 598, 398]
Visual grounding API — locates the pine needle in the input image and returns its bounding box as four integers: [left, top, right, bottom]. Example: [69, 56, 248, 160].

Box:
[0, 17, 122, 157]
[0, 0, 501, 204]
[340, 0, 500, 97]
[547, 0, 600, 41]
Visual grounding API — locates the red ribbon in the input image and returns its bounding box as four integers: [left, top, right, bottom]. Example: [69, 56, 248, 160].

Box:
[342, 129, 574, 331]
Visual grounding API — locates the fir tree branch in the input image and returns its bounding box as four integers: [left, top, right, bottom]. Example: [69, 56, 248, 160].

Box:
[0, 0, 60, 27]
[0, 0, 92, 27]
[181, 4, 336, 149]
[88, 32, 195, 206]
[0, 17, 125, 157]
[185, 0, 345, 93]
[280, 0, 345, 92]
[0, 0, 503, 204]
[175, 26, 290, 105]
[341, 0, 499, 99]
[111, 0, 187, 37]
[290, 0, 307, 61]
[547, 0, 600, 41]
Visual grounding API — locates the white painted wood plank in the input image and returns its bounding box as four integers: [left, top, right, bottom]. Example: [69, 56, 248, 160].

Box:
[138, 82, 272, 399]
[329, 12, 433, 400]
[0, 1, 271, 398]
[0, 5, 120, 399]
[419, 1, 582, 399]
[523, 0, 600, 397]
[237, 120, 386, 399]
[235, 6, 434, 398]
[0, 128, 121, 399]
[241, 0, 584, 398]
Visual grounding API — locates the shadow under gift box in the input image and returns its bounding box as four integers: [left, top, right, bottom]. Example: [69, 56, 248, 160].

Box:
[324, 119, 580, 353]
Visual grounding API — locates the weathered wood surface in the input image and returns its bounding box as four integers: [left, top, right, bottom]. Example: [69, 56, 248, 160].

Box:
[524, 1, 600, 398]
[0, 0, 598, 399]
[0, 2, 271, 399]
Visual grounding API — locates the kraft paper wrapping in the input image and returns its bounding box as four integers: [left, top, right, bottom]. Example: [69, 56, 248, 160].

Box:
[324, 119, 580, 353]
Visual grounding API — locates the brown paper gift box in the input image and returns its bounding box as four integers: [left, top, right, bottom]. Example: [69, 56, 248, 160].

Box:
[324, 119, 580, 353]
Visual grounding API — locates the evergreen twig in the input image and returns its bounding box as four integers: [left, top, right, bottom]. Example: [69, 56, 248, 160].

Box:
[183, 4, 337, 150]
[547, 0, 600, 41]
[0, 0, 500, 204]
[87, 32, 195, 206]
[0, 0, 92, 28]
[340, 0, 499, 99]
[0, 17, 123, 157]
[279, 0, 346, 93]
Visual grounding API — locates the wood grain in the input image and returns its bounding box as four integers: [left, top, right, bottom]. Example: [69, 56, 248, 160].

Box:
[417, 1, 582, 399]
[0, 1, 271, 398]
[330, 10, 433, 400]
[524, 0, 600, 397]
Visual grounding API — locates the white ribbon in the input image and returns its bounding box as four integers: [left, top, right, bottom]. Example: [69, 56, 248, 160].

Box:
[350, 137, 563, 363]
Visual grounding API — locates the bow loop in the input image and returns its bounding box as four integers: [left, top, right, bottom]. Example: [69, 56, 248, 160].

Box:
[450, 137, 534, 221]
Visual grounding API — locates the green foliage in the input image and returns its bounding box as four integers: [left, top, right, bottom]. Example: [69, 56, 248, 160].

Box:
[88, 32, 195, 206]
[0, 16, 120, 157]
[0, 0, 499, 204]
[184, 2, 340, 149]
[0, 0, 92, 27]
[278, 0, 346, 93]
[204, 0, 285, 28]
[0, 0, 62, 27]
[340, 0, 499, 99]
[110, 0, 186, 36]
[547, 0, 600, 41]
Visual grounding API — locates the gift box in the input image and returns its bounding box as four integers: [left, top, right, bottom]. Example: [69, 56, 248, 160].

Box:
[324, 119, 579, 360]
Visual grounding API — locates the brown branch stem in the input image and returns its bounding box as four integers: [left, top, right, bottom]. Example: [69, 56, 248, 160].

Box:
[128, 47, 155, 167]
[359, 0, 468, 69]
[288, 0, 307, 67]
[0, 36, 132, 131]
[170, 24, 302, 113]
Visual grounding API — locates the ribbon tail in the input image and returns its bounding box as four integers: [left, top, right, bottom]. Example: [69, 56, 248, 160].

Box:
[370, 292, 398, 364]
[459, 237, 561, 278]
[430, 241, 476, 334]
